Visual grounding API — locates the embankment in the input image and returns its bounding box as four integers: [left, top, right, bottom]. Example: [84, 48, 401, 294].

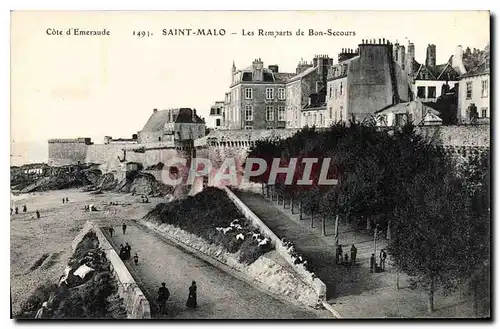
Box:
[72, 221, 151, 319]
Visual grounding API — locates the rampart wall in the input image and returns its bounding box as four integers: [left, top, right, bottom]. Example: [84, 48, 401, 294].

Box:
[72, 221, 151, 319]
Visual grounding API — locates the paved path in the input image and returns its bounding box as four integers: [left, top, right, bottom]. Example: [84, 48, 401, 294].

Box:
[234, 190, 389, 300]
[234, 190, 478, 318]
[108, 224, 318, 319]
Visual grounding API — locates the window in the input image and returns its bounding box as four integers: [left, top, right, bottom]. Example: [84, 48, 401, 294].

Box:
[216, 118, 221, 126]
[340, 82, 343, 95]
[278, 88, 285, 100]
[329, 86, 332, 98]
[482, 80, 488, 98]
[266, 88, 274, 100]
[245, 88, 253, 99]
[245, 126, 253, 130]
[316, 81, 321, 93]
[334, 88, 337, 98]
[210, 108, 216, 115]
[320, 114, 324, 126]
[245, 105, 253, 121]
[278, 106, 286, 121]
[340, 106, 343, 121]
[466, 82, 472, 99]
[266, 106, 274, 121]
[417, 86, 426, 98]
[481, 107, 488, 118]
[329, 107, 333, 118]
[158, 137, 161, 142]
[428, 86, 436, 99]
[216, 107, 221, 115]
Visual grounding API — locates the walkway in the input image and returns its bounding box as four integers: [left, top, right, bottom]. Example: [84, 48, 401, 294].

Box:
[107, 224, 318, 319]
[234, 190, 477, 318]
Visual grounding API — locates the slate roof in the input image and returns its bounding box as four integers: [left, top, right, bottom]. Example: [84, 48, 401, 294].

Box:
[460, 61, 490, 78]
[141, 108, 204, 132]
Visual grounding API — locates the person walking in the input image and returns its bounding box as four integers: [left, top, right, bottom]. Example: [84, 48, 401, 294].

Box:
[157, 283, 170, 314]
[23, 205, 27, 213]
[344, 253, 349, 268]
[380, 249, 387, 271]
[335, 244, 343, 265]
[133, 253, 139, 265]
[15, 207, 18, 215]
[65, 197, 69, 203]
[109, 227, 114, 237]
[10, 208, 13, 215]
[122, 222, 127, 235]
[62, 198, 65, 204]
[125, 243, 132, 260]
[186, 281, 197, 309]
[119, 244, 126, 260]
[350, 244, 358, 265]
[36, 210, 40, 219]
[370, 253, 376, 273]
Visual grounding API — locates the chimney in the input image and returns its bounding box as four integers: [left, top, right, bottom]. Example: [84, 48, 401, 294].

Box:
[452, 45, 467, 75]
[406, 41, 415, 77]
[426, 44, 436, 67]
[153, 108, 158, 113]
[398, 45, 405, 70]
[192, 109, 197, 122]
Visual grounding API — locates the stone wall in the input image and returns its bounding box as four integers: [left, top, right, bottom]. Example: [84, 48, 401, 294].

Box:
[138, 219, 319, 308]
[72, 221, 151, 319]
[416, 124, 490, 147]
[48, 138, 91, 166]
[223, 187, 327, 302]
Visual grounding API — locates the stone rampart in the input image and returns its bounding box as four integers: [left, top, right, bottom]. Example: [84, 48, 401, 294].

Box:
[72, 221, 151, 319]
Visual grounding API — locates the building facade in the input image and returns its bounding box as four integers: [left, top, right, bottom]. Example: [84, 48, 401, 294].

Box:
[138, 108, 206, 144]
[226, 59, 295, 130]
[458, 45, 490, 124]
[285, 55, 333, 128]
[207, 101, 224, 130]
[326, 39, 411, 125]
[410, 43, 463, 104]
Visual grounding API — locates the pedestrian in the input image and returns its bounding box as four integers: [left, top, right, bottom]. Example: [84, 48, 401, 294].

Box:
[62, 198, 65, 204]
[125, 243, 132, 260]
[344, 253, 349, 268]
[335, 244, 343, 264]
[157, 282, 170, 314]
[134, 253, 139, 265]
[122, 222, 127, 235]
[36, 210, 40, 219]
[65, 197, 69, 203]
[23, 205, 27, 213]
[350, 244, 358, 265]
[370, 253, 376, 273]
[109, 227, 114, 237]
[380, 249, 387, 271]
[186, 281, 197, 309]
[119, 244, 126, 260]
[10, 208, 12, 215]
[15, 207, 18, 215]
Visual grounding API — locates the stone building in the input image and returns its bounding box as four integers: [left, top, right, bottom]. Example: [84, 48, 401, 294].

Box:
[326, 38, 410, 125]
[138, 108, 206, 144]
[207, 101, 224, 130]
[410, 43, 463, 103]
[285, 55, 333, 128]
[48, 137, 93, 166]
[226, 59, 295, 130]
[458, 44, 490, 124]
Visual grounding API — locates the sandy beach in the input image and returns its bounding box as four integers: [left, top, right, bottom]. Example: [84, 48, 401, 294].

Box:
[10, 188, 164, 315]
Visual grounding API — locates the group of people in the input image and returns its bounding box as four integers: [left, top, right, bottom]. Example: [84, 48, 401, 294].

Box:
[62, 197, 69, 204]
[370, 249, 387, 273]
[140, 195, 150, 203]
[157, 281, 197, 314]
[336, 244, 358, 267]
[11, 205, 40, 219]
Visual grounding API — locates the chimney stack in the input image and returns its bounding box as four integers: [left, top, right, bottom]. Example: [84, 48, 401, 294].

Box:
[426, 44, 436, 68]
[153, 108, 158, 113]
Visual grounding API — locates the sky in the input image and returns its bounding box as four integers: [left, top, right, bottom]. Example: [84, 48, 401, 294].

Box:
[10, 11, 489, 165]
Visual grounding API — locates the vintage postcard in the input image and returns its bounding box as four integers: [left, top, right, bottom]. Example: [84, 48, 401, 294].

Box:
[10, 10, 490, 320]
